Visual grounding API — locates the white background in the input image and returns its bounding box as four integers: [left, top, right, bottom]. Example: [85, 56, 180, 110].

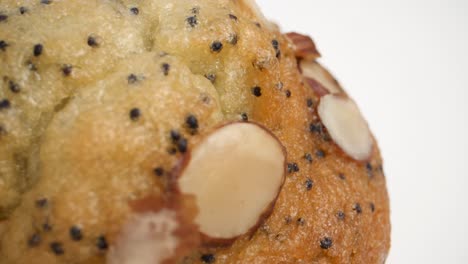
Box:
[256, 1, 468, 263]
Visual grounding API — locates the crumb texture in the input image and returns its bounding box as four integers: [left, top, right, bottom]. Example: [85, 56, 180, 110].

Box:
[0, 1, 390, 263]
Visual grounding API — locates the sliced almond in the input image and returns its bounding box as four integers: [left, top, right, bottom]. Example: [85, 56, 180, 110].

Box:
[177, 122, 286, 245]
[109, 195, 199, 264]
[285, 32, 321, 60]
[304, 77, 330, 97]
[301, 61, 343, 95]
[318, 94, 373, 161]
[107, 210, 181, 264]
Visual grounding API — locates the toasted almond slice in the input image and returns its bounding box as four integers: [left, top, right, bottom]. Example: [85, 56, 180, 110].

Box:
[301, 61, 343, 95]
[109, 194, 199, 264]
[285, 32, 321, 60]
[305, 77, 330, 97]
[107, 210, 180, 264]
[318, 94, 373, 161]
[177, 122, 286, 245]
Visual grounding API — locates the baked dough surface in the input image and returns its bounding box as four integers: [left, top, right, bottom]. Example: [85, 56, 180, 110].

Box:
[0, 1, 390, 263]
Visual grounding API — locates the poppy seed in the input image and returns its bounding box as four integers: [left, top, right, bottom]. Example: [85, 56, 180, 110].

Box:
[210, 41, 223, 53]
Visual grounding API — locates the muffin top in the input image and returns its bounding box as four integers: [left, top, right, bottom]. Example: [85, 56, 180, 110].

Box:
[0, 1, 390, 263]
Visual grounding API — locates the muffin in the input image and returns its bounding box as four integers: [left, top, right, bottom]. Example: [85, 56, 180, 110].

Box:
[0, 0, 390, 263]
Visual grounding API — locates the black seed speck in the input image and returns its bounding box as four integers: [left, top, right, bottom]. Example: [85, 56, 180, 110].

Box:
[201, 253, 215, 263]
[0, 40, 8, 51]
[19, 7, 28, 14]
[177, 138, 188, 153]
[353, 203, 362, 214]
[271, 39, 279, 49]
[337, 211, 345, 220]
[285, 90, 291, 98]
[70, 226, 83, 241]
[62, 65, 73, 76]
[370, 203, 375, 212]
[161, 63, 170, 76]
[251, 86, 262, 97]
[50, 242, 64, 255]
[287, 163, 299, 173]
[35, 198, 48, 208]
[186, 16, 198, 27]
[127, 74, 138, 84]
[307, 98, 314, 107]
[0, 99, 11, 110]
[170, 130, 181, 142]
[316, 149, 325, 158]
[366, 163, 374, 178]
[153, 167, 164, 177]
[338, 173, 346, 180]
[28, 234, 41, 247]
[204, 73, 216, 83]
[41, 0, 52, 5]
[87, 36, 99, 47]
[9, 81, 20, 93]
[309, 122, 324, 134]
[186, 115, 199, 130]
[320, 237, 333, 249]
[228, 34, 238, 45]
[129, 108, 141, 121]
[33, 44, 43, 57]
[304, 153, 313, 163]
[241, 113, 248, 121]
[255, 22, 261, 28]
[210, 41, 223, 53]
[96, 236, 108, 250]
[305, 178, 313, 190]
[272, 39, 281, 58]
[0, 14, 8, 22]
[229, 14, 238, 21]
[130, 7, 139, 15]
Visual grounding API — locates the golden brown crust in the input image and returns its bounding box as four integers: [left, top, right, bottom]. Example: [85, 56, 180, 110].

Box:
[192, 31, 390, 263]
[0, 1, 390, 263]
